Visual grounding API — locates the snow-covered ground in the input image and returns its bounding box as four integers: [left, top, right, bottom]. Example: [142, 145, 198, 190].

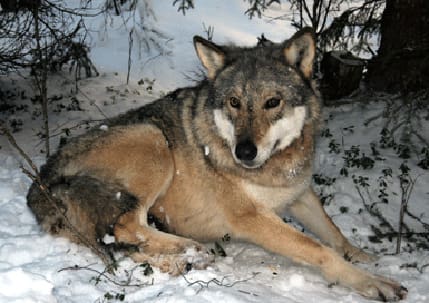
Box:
[1, 1, 429, 302]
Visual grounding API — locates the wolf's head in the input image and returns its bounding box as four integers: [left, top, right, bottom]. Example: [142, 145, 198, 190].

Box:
[194, 28, 320, 170]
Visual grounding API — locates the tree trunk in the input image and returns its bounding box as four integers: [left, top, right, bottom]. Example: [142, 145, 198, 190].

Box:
[366, 0, 429, 93]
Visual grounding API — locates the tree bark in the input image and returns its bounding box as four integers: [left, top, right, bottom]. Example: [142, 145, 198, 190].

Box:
[320, 51, 364, 101]
[366, 0, 429, 93]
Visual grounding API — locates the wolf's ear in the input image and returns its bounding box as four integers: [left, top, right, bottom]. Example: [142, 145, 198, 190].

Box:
[194, 36, 225, 80]
[283, 27, 316, 79]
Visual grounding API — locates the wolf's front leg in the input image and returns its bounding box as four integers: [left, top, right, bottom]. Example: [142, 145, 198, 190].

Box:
[229, 209, 407, 301]
[288, 188, 377, 263]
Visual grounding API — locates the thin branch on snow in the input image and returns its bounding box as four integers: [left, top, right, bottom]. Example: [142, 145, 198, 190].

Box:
[405, 209, 429, 231]
[354, 184, 396, 233]
[397, 173, 421, 254]
[0, 120, 41, 178]
[58, 264, 153, 287]
[353, 182, 429, 251]
[48, 119, 103, 140]
[181, 271, 260, 294]
[373, 231, 429, 240]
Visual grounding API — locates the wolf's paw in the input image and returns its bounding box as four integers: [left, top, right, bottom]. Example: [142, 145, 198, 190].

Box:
[325, 254, 407, 301]
[179, 240, 207, 255]
[131, 246, 214, 276]
[167, 247, 215, 276]
[353, 274, 407, 302]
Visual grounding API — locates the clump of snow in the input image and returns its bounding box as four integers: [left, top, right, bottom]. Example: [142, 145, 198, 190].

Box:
[102, 234, 116, 244]
[99, 124, 109, 131]
[204, 145, 210, 156]
[115, 191, 121, 200]
[288, 273, 305, 287]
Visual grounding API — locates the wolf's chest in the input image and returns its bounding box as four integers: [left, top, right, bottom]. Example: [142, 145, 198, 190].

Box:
[241, 179, 310, 213]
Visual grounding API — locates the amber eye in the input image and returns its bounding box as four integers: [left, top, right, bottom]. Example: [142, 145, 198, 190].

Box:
[264, 97, 281, 109]
[229, 97, 241, 109]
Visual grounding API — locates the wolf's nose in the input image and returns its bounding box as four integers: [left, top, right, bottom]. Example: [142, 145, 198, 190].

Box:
[235, 140, 257, 161]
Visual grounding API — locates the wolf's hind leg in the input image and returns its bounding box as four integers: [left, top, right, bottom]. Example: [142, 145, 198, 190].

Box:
[77, 124, 213, 274]
[73, 124, 212, 273]
[288, 188, 377, 263]
[27, 175, 140, 263]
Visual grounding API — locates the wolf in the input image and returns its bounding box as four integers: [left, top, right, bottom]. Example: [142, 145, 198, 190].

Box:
[27, 28, 407, 301]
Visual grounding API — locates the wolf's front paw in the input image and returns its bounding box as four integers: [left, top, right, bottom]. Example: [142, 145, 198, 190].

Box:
[325, 254, 407, 301]
[178, 246, 215, 273]
[131, 246, 214, 276]
[352, 274, 407, 301]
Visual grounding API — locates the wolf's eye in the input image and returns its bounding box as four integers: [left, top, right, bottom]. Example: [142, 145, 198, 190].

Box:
[264, 97, 281, 109]
[229, 97, 241, 109]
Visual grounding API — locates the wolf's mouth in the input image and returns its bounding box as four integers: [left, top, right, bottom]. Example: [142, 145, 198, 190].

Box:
[232, 154, 266, 169]
[239, 160, 262, 169]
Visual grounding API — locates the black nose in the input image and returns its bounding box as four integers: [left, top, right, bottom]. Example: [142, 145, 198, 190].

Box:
[235, 140, 257, 161]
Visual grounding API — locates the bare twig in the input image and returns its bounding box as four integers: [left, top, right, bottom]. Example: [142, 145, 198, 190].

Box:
[373, 231, 429, 240]
[0, 121, 41, 177]
[405, 209, 429, 231]
[397, 173, 420, 254]
[400, 262, 429, 273]
[353, 173, 428, 252]
[181, 271, 260, 294]
[58, 264, 153, 287]
[202, 23, 214, 41]
[32, 5, 50, 157]
[127, 28, 134, 85]
[48, 119, 103, 139]
[421, 263, 429, 273]
[54, 72, 108, 119]
[354, 185, 396, 233]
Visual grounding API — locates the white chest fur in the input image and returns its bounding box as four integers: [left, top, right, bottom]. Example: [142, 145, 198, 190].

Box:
[241, 179, 310, 213]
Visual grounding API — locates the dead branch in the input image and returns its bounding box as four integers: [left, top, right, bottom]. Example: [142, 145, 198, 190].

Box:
[354, 184, 397, 233]
[48, 119, 103, 140]
[181, 271, 260, 294]
[58, 264, 153, 287]
[374, 231, 429, 240]
[405, 209, 429, 231]
[400, 262, 429, 273]
[397, 173, 420, 254]
[127, 28, 134, 85]
[0, 120, 41, 177]
[353, 179, 429, 252]
[32, 4, 50, 157]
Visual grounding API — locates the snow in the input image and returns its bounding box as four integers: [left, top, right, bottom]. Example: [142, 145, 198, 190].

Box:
[0, 1, 429, 303]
